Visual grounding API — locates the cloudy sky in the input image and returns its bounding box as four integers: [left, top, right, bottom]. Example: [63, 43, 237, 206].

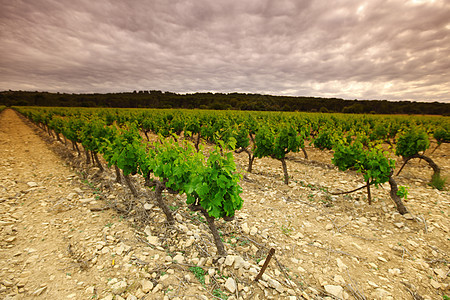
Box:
[1, 0, 449, 102]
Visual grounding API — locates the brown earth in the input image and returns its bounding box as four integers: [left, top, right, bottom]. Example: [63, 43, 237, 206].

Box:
[0, 108, 449, 300]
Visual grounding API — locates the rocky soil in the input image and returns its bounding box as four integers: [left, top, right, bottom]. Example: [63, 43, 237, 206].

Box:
[0, 108, 449, 300]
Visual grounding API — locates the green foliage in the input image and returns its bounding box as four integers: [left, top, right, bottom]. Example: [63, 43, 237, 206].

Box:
[79, 118, 110, 152]
[213, 289, 228, 299]
[48, 116, 65, 134]
[312, 130, 335, 150]
[233, 124, 250, 150]
[396, 186, 409, 199]
[333, 142, 395, 186]
[62, 117, 84, 143]
[254, 124, 302, 160]
[430, 173, 446, 191]
[395, 127, 430, 158]
[185, 147, 243, 219]
[142, 135, 243, 220]
[101, 123, 144, 176]
[189, 267, 205, 284]
[433, 126, 450, 145]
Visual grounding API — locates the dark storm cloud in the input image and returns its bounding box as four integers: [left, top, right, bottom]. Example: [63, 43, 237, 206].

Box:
[1, 0, 449, 102]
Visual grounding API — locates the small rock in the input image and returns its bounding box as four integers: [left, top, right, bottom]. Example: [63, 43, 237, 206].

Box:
[152, 283, 163, 293]
[359, 217, 368, 223]
[334, 275, 345, 284]
[249, 226, 258, 236]
[144, 203, 153, 210]
[377, 256, 388, 263]
[324, 285, 343, 298]
[388, 268, 401, 276]
[430, 279, 441, 289]
[27, 182, 38, 187]
[434, 268, 447, 279]
[111, 281, 127, 294]
[403, 213, 414, 220]
[172, 254, 185, 263]
[2, 280, 13, 287]
[368, 280, 378, 288]
[141, 279, 153, 293]
[79, 197, 95, 203]
[175, 214, 182, 222]
[32, 286, 47, 296]
[147, 236, 159, 245]
[407, 240, 419, 248]
[225, 277, 237, 293]
[224, 255, 235, 266]
[241, 223, 250, 234]
[116, 244, 125, 255]
[372, 288, 391, 299]
[394, 222, 404, 229]
[268, 278, 284, 293]
[325, 224, 333, 230]
[336, 258, 347, 269]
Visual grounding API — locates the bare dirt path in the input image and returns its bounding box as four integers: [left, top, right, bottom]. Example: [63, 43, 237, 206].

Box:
[0, 108, 107, 298]
[0, 109, 159, 300]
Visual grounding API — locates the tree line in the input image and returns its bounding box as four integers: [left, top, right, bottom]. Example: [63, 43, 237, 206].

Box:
[1, 90, 449, 115]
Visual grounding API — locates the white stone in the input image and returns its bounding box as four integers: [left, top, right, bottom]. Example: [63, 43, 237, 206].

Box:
[336, 258, 347, 269]
[403, 213, 414, 220]
[111, 281, 127, 295]
[372, 288, 391, 299]
[144, 203, 153, 210]
[394, 222, 404, 229]
[377, 256, 388, 263]
[334, 275, 345, 284]
[324, 285, 343, 298]
[233, 256, 245, 269]
[241, 223, 250, 234]
[268, 279, 284, 293]
[79, 197, 94, 203]
[116, 244, 125, 255]
[434, 268, 447, 279]
[175, 214, 182, 222]
[225, 277, 237, 293]
[172, 254, 185, 264]
[430, 279, 441, 289]
[359, 217, 368, 223]
[249, 226, 258, 236]
[141, 280, 153, 293]
[27, 182, 38, 187]
[224, 255, 235, 266]
[325, 223, 333, 230]
[147, 236, 159, 245]
[388, 268, 401, 276]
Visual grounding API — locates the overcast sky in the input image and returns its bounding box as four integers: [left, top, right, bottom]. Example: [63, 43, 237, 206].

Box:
[1, 0, 449, 102]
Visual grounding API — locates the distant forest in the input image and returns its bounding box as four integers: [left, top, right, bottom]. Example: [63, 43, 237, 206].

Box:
[1, 90, 449, 115]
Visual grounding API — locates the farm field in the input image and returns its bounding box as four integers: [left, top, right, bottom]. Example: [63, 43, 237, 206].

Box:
[0, 107, 449, 300]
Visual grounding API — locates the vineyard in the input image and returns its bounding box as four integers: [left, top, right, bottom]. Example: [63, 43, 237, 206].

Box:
[1, 107, 449, 299]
